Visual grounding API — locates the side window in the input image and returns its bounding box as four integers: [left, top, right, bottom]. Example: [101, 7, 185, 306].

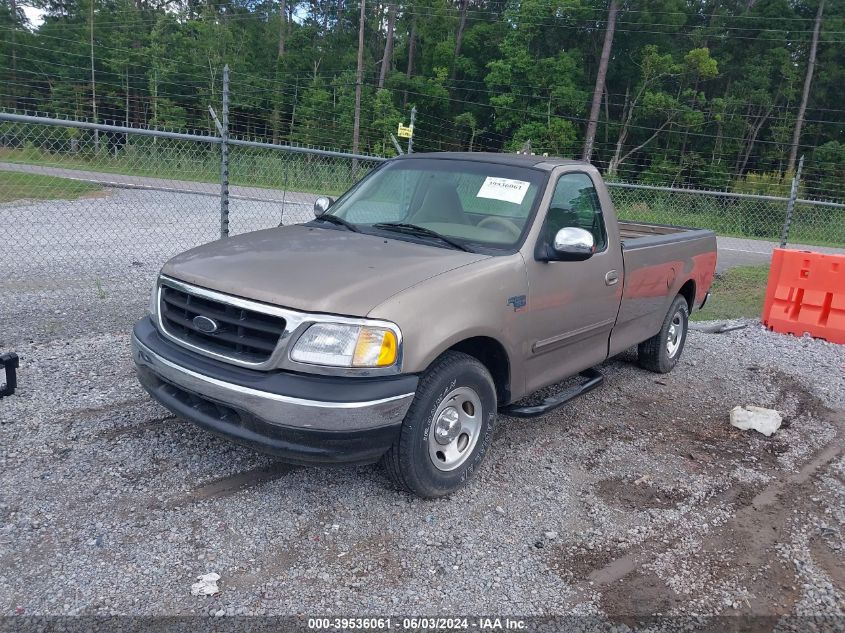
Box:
[546, 173, 608, 252]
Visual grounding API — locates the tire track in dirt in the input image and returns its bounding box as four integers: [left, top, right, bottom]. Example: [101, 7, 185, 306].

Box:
[153, 462, 299, 510]
[809, 537, 845, 592]
[95, 413, 177, 439]
[560, 383, 845, 615]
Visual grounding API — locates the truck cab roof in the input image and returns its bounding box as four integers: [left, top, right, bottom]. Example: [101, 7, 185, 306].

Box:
[392, 152, 589, 172]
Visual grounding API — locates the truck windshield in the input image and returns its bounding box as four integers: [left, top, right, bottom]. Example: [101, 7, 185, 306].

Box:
[325, 158, 546, 251]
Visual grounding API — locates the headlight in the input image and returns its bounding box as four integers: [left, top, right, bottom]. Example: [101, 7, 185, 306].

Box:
[147, 280, 159, 317]
[290, 323, 399, 368]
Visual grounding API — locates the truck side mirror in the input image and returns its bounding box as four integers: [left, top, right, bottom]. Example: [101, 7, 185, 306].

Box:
[313, 196, 334, 217]
[544, 227, 595, 261]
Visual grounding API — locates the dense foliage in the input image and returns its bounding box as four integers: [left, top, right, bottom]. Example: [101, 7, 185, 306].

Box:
[1, 0, 843, 198]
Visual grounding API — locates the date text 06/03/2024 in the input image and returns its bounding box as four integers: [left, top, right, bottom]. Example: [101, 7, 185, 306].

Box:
[307, 617, 527, 630]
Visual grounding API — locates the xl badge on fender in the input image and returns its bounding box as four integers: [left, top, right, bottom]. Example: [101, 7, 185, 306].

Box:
[507, 295, 527, 311]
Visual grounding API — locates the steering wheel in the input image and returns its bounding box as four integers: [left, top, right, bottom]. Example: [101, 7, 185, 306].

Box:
[476, 216, 522, 240]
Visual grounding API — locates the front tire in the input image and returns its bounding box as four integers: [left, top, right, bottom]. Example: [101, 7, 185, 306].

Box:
[637, 294, 689, 374]
[382, 351, 497, 498]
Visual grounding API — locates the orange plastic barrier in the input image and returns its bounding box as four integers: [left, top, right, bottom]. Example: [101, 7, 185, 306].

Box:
[762, 248, 845, 344]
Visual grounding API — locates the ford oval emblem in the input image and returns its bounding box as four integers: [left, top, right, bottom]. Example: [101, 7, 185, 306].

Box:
[192, 315, 219, 334]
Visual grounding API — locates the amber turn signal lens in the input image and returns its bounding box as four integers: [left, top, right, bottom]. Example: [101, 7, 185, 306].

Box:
[352, 328, 398, 367]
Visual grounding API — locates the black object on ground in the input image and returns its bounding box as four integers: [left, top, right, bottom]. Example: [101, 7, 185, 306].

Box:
[1, 352, 19, 398]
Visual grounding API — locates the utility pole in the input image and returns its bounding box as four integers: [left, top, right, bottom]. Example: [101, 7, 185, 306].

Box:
[403, 17, 416, 107]
[9, 0, 16, 108]
[378, 2, 396, 88]
[152, 69, 158, 130]
[452, 0, 468, 78]
[788, 0, 824, 173]
[278, 0, 286, 57]
[90, 0, 99, 153]
[272, 0, 286, 143]
[289, 78, 298, 136]
[124, 67, 129, 149]
[352, 0, 365, 157]
[582, 0, 619, 163]
[220, 65, 230, 238]
[780, 155, 804, 247]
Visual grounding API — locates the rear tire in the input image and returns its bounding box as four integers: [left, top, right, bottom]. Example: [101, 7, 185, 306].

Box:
[382, 351, 496, 498]
[637, 294, 689, 374]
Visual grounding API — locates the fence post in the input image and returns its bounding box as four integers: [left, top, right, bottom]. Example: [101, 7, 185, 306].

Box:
[780, 154, 803, 248]
[407, 106, 416, 154]
[220, 64, 230, 239]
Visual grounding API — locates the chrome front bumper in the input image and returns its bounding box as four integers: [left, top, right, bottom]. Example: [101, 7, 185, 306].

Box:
[131, 335, 415, 432]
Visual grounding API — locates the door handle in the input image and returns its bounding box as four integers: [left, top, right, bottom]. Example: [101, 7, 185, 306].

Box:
[605, 270, 619, 286]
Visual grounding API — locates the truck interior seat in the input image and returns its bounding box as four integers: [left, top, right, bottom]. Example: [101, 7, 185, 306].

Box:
[409, 181, 468, 225]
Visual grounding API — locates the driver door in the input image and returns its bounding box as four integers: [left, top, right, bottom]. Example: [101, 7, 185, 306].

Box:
[522, 171, 623, 394]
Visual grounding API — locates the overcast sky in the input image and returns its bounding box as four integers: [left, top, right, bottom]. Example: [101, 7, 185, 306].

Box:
[22, 5, 45, 27]
[18, 5, 308, 28]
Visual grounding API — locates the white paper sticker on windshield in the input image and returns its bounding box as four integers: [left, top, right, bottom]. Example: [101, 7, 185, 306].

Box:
[476, 177, 530, 205]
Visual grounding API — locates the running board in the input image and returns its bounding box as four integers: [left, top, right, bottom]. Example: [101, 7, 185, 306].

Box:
[499, 368, 604, 418]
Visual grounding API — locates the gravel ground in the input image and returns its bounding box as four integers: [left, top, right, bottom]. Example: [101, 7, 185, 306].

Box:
[2, 183, 845, 629]
[1, 306, 844, 625]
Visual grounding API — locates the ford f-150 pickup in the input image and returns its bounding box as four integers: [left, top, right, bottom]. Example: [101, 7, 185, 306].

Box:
[132, 152, 717, 497]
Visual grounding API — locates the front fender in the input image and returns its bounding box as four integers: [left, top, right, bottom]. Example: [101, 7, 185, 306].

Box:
[368, 254, 530, 400]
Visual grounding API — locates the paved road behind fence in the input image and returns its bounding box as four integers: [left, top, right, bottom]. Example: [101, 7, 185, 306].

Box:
[4, 162, 843, 284]
[0, 161, 317, 207]
[714, 236, 845, 271]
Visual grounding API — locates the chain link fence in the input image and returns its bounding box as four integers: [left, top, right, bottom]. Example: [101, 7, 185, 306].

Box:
[2, 111, 844, 339]
[0, 113, 381, 283]
[607, 182, 845, 254]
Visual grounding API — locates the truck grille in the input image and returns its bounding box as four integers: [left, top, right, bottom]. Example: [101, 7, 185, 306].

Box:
[159, 284, 286, 364]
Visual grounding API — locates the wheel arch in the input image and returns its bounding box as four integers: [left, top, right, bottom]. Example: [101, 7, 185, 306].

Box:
[678, 279, 696, 311]
[441, 336, 512, 406]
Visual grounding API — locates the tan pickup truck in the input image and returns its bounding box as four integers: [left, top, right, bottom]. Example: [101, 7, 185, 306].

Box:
[132, 153, 717, 497]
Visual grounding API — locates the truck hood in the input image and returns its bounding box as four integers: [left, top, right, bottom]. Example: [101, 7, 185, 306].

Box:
[161, 224, 489, 316]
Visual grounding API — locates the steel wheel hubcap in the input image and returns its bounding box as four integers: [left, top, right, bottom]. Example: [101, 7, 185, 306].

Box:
[667, 311, 684, 358]
[428, 386, 483, 472]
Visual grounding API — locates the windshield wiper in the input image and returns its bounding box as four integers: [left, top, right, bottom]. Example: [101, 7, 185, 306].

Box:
[372, 222, 472, 252]
[313, 214, 360, 232]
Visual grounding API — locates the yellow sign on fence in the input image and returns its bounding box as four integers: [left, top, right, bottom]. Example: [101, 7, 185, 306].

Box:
[397, 124, 414, 139]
